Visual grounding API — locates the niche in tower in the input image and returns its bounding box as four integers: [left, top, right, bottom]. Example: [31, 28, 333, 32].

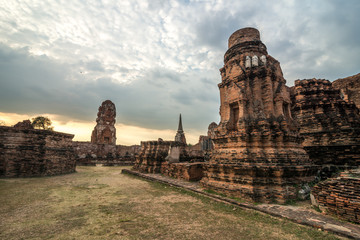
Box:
[229, 102, 239, 131]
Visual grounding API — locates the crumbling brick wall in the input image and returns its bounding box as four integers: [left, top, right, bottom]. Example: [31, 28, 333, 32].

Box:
[161, 162, 204, 181]
[0, 126, 76, 177]
[73, 141, 139, 166]
[133, 140, 172, 173]
[133, 140, 204, 180]
[291, 79, 360, 169]
[332, 73, 360, 109]
[312, 168, 360, 224]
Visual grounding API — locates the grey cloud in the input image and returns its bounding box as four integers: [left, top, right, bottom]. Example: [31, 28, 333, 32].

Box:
[145, 67, 182, 87]
[118, 67, 129, 73]
[85, 60, 105, 72]
[0, 44, 219, 132]
[0, 44, 101, 121]
[278, 0, 360, 83]
[192, 1, 273, 51]
[0, 0, 360, 136]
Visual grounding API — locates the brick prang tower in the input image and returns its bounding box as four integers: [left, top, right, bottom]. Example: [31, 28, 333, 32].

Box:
[200, 27, 319, 203]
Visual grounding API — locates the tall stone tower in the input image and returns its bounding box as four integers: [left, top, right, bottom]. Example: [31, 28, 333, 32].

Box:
[91, 100, 116, 145]
[200, 28, 319, 203]
[175, 114, 186, 144]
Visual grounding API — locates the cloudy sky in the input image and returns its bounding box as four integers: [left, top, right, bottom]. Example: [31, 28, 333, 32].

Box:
[0, 0, 359, 145]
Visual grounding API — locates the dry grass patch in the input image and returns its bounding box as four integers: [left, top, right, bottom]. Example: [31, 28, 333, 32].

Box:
[0, 166, 342, 240]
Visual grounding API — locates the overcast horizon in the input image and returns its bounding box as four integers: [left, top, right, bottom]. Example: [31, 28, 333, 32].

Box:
[1, 0, 359, 145]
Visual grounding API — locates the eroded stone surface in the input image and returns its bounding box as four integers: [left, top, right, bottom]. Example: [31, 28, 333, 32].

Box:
[133, 140, 173, 173]
[291, 79, 360, 169]
[73, 141, 139, 166]
[133, 139, 204, 180]
[332, 73, 360, 109]
[0, 126, 75, 177]
[91, 100, 116, 145]
[200, 27, 319, 203]
[161, 162, 204, 181]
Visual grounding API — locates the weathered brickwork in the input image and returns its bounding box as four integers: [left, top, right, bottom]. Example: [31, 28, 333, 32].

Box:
[200, 28, 319, 203]
[133, 140, 173, 173]
[91, 100, 116, 145]
[133, 138, 204, 180]
[291, 79, 360, 168]
[161, 162, 204, 181]
[312, 168, 360, 224]
[74, 100, 140, 166]
[0, 125, 76, 177]
[333, 73, 360, 109]
[73, 141, 139, 166]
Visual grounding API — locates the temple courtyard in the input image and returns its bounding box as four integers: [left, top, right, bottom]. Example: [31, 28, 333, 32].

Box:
[0, 166, 347, 240]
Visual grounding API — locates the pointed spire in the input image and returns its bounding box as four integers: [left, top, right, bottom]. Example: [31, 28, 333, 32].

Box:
[178, 114, 183, 132]
[175, 114, 186, 144]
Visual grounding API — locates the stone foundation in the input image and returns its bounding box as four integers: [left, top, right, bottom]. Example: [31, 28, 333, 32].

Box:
[311, 168, 360, 224]
[202, 145, 318, 203]
[0, 126, 76, 177]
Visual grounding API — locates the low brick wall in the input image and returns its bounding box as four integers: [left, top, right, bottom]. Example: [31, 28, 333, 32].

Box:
[133, 140, 205, 181]
[133, 140, 172, 173]
[161, 162, 204, 181]
[73, 141, 139, 166]
[311, 168, 360, 224]
[0, 126, 76, 177]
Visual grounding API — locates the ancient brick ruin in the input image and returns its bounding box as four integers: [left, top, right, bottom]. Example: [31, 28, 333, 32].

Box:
[133, 139, 206, 181]
[291, 78, 360, 220]
[291, 79, 360, 175]
[311, 168, 360, 224]
[133, 114, 211, 181]
[333, 73, 360, 109]
[133, 139, 173, 173]
[200, 28, 319, 203]
[161, 162, 204, 181]
[73, 141, 139, 166]
[74, 100, 139, 166]
[91, 100, 116, 145]
[0, 123, 76, 177]
[126, 28, 360, 210]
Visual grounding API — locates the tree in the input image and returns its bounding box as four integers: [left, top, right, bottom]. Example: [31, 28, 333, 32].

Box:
[0, 120, 5, 126]
[31, 116, 54, 130]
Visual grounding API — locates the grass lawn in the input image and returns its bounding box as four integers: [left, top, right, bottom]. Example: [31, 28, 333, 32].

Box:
[0, 166, 342, 240]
